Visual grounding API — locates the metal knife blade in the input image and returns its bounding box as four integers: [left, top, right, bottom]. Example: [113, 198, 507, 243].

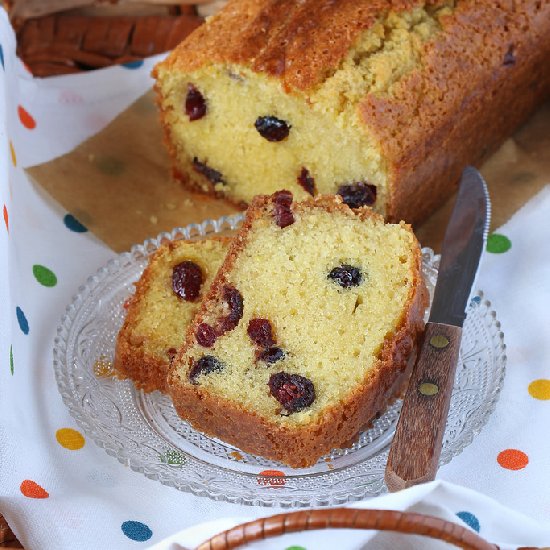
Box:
[385, 166, 491, 492]
[430, 166, 491, 326]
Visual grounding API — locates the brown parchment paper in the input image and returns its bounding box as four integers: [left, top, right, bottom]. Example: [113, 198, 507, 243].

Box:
[27, 93, 550, 253]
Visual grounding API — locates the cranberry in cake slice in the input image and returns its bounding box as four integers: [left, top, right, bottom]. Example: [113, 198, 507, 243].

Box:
[114, 237, 230, 393]
[168, 193, 428, 467]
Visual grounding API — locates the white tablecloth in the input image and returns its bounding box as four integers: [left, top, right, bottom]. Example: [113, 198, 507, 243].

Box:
[1, 9, 550, 549]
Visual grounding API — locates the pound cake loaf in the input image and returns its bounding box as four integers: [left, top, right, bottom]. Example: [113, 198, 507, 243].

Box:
[153, 0, 550, 224]
[114, 237, 230, 393]
[168, 192, 428, 467]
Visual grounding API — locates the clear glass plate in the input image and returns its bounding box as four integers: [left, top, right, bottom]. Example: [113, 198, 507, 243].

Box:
[53, 214, 506, 507]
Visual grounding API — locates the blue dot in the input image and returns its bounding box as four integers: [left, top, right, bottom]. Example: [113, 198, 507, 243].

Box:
[16, 307, 29, 335]
[470, 295, 481, 307]
[63, 213, 88, 233]
[122, 60, 144, 70]
[121, 521, 152, 542]
[0, 45, 4, 69]
[457, 511, 480, 532]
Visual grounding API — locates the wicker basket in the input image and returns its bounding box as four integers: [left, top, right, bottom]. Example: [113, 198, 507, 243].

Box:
[196, 508, 500, 550]
[8, 0, 228, 76]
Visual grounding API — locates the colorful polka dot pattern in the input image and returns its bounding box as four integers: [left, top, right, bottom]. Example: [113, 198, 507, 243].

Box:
[121, 521, 153, 542]
[63, 213, 88, 233]
[20, 480, 49, 499]
[528, 379, 550, 400]
[487, 233, 512, 254]
[9, 345, 14, 375]
[56, 428, 85, 450]
[18, 105, 36, 129]
[456, 511, 480, 533]
[33, 264, 57, 287]
[3, 204, 8, 232]
[497, 449, 529, 470]
[0, 44, 4, 69]
[16, 306, 29, 335]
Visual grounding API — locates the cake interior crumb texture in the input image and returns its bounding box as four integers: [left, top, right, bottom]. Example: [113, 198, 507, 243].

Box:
[155, 4, 451, 214]
[114, 237, 229, 392]
[175, 204, 420, 426]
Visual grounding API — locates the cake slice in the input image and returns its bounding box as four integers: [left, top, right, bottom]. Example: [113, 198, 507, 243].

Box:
[114, 237, 230, 393]
[168, 193, 428, 467]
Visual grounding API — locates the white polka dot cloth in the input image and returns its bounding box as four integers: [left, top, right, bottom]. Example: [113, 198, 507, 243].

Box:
[1, 8, 550, 550]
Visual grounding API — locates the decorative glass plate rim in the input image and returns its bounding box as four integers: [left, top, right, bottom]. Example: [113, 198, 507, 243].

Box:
[53, 213, 507, 507]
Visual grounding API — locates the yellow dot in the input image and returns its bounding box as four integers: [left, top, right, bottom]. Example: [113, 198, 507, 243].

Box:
[9, 141, 16, 167]
[528, 379, 550, 400]
[56, 428, 85, 450]
[430, 335, 449, 349]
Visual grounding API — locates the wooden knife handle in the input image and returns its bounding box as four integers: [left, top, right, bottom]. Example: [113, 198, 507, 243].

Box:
[385, 322, 462, 492]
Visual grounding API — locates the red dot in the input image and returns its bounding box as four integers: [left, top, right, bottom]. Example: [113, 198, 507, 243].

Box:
[3, 204, 7, 233]
[20, 479, 49, 498]
[18, 105, 36, 129]
[497, 449, 529, 470]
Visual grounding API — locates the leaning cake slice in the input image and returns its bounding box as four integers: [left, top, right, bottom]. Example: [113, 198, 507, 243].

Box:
[114, 237, 230, 393]
[168, 193, 428, 467]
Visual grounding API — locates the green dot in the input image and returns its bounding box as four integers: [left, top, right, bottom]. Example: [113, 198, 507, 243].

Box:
[9, 345, 14, 375]
[487, 233, 511, 254]
[285, 547, 307, 550]
[33, 264, 57, 287]
[95, 155, 125, 176]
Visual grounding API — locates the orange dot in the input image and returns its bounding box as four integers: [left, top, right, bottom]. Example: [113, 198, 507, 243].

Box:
[9, 141, 16, 166]
[56, 428, 85, 450]
[497, 449, 529, 470]
[3, 205, 8, 233]
[20, 479, 49, 499]
[528, 379, 550, 400]
[18, 105, 36, 129]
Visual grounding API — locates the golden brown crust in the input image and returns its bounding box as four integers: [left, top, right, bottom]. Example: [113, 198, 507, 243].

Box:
[359, 1, 550, 224]
[168, 194, 428, 467]
[114, 236, 232, 394]
[153, 0, 419, 92]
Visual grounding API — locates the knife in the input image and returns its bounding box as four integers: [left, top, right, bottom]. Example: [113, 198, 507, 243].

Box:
[385, 166, 491, 492]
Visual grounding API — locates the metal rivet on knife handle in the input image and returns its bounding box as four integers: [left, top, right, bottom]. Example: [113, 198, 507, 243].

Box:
[419, 382, 439, 396]
[429, 335, 450, 349]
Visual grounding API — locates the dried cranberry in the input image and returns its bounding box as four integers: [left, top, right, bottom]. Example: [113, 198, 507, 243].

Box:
[247, 318, 275, 348]
[218, 286, 244, 333]
[272, 190, 294, 228]
[268, 372, 315, 413]
[297, 167, 315, 195]
[255, 116, 291, 142]
[172, 261, 203, 301]
[196, 323, 217, 348]
[337, 182, 377, 208]
[328, 265, 363, 288]
[185, 84, 207, 121]
[189, 355, 224, 383]
[192, 157, 225, 185]
[503, 45, 516, 66]
[259, 347, 285, 364]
